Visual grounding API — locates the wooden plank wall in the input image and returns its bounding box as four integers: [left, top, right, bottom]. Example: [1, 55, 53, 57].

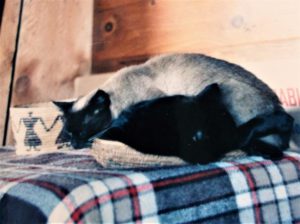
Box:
[12, 0, 93, 106]
[92, 0, 300, 72]
[0, 0, 5, 29]
[0, 0, 21, 145]
[0, 0, 93, 145]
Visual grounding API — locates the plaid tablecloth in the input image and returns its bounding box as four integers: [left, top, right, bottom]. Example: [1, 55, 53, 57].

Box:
[0, 147, 300, 223]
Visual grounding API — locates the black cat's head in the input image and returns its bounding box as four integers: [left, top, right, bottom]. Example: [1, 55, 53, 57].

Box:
[53, 89, 112, 149]
[178, 83, 238, 163]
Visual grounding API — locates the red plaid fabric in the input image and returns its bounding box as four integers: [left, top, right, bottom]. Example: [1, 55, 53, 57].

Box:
[0, 147, 299, 223]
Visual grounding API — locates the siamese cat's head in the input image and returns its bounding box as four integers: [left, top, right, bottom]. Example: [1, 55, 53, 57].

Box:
[53, 89, 112, 149]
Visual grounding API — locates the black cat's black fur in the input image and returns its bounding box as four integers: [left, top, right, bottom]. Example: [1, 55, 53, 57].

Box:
[98, 84, 291, 164]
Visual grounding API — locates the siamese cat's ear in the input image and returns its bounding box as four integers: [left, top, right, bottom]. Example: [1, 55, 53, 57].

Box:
[196, 83, 221, 102]
[90, 89, 111, 107]
[52, 100, 74, 113]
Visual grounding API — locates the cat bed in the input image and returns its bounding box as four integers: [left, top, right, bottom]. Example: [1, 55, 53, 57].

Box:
[91, 139, 247, 168]
[10, 103, 71, 155]
[92, 139, 186, 167]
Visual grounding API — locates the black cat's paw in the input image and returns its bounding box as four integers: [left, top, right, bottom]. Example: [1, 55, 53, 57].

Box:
[243, 140, 284, 161]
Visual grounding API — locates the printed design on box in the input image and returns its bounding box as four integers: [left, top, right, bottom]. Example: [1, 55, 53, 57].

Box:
[274, 87, 300, 150]
[16, 112, 70, 151]
[274, 88, 300, 108]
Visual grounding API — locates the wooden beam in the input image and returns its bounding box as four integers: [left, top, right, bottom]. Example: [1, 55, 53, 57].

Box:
[0, 0, 5, 30]
[4, 0, 93, 145]
[11, 0, 94, 107]
[0, 0, 21, 145]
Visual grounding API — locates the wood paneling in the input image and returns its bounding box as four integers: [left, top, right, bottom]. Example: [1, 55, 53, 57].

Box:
[0, 0, 21, 145]
[0, 0, 5, 29]
[4, 0, 93, 145]
[92, 0, 300, 73]
[12, 0, 93, 107]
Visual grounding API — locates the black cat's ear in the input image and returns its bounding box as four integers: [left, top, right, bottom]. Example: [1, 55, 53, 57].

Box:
[90, 89, 111, 107]
[196, 83, 221, 101]
[52, 100, 74, 113]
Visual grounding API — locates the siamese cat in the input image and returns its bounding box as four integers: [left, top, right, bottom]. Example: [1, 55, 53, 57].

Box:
[53, 53, 293, 151]
[98, 84, 286, 163]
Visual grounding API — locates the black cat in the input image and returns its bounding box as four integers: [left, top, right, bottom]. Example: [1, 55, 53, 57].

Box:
[97, 84, 291, 164]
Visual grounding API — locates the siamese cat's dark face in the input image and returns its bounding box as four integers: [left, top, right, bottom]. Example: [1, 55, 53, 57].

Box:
[53, 90, 112, 149]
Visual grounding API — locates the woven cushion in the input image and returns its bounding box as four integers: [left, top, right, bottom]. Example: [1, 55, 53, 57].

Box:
[91, 139, 247, 168]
